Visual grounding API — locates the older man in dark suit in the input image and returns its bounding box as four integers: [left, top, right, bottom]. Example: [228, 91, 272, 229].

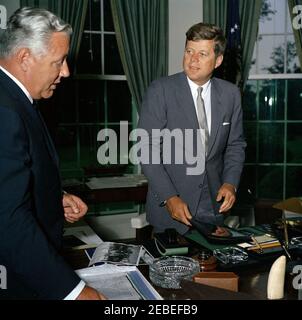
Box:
[0, 7, 105, 300]
[138, 23, 246, 235]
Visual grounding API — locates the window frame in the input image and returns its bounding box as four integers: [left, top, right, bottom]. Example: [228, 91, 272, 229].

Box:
[243, 0, 302, 200]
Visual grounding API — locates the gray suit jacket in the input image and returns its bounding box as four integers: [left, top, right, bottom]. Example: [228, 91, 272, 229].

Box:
[137, 72, 246, 234]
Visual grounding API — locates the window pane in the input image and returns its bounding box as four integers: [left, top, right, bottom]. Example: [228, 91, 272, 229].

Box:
[237, 166, 257, 201]
[259, 0, 284, 34]
[84, 0, 101, 31]
[287, 79, 302, 120]
[287, 124, 302, 164]
[107, 81, 132, 122]
[244, 123, 257, 163]
[80, 125, 101, 167]
[104, 0, 114, 31]
[57, 126, 78, 170]
[77, 33, 102, 74]
[56, 79, 76, 123]
[286, 35, 301, 73]
[104, 34, 124, 75]
[258, 35, 285, 74]
[258, 165, 283, 199]
[259, 123, 284, 163]
[242, 81, 257, 120]
[78, 80, 105, 123]
[286, 166, 302, 197]
[259, 80, 285, 120]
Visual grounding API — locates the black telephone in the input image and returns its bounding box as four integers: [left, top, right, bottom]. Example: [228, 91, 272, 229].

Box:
[165, 228, 178, 245]
[154, 228, 183, 248]
[154, 228, 190, 255]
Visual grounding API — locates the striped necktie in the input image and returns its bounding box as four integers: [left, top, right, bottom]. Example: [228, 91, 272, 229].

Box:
[196, 87, 209, 154]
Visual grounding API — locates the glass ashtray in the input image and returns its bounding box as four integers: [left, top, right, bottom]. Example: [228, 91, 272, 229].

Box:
[149, 256, 200, 289]
[290, 236, 302, 247]
[213, 247, 248, 265]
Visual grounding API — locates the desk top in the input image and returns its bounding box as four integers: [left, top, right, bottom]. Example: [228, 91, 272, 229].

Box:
[64, 175, 148, 204]
[85, 174, 148, 190]
[62, 242, 300, 300]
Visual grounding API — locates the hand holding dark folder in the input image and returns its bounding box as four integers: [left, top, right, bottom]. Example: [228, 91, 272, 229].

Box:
[189, 217, 251, 244]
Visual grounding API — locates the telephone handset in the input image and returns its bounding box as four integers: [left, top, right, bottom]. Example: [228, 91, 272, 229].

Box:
[165, 228, 178, 245]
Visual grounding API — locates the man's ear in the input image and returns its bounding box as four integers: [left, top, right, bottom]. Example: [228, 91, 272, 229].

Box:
[214, 54, 223, 69]
[16, 48, 31, 71]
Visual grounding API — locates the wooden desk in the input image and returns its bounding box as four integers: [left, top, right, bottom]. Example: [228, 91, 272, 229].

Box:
[85, 185, 148, 204]
[62, 245, 299, 300]
[64, 176, 148, 204]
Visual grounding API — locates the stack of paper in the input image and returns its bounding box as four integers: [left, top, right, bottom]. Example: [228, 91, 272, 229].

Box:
[238, 234, 281, 251]
[76, 264, 162, 300]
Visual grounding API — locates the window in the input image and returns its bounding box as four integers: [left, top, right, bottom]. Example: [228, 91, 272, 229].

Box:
[55, 0, 136, 214]
[241, 0, 302, 200]
[56, 0, 135, 180]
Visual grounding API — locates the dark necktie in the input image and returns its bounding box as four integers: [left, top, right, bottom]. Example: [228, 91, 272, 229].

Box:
[196, 87, 209, 155]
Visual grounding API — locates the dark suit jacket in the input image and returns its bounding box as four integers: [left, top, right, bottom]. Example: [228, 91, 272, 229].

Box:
[138, 72, 246, 234]
[0, 69, 80, 299]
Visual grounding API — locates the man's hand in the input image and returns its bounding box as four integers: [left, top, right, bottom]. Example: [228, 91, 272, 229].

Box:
[211, 226, 230, 237]
[166, 196, 192, 226]
[62, 193, 88, 223]
[216, 183, 236, 213]
[76, 286, 107, 300]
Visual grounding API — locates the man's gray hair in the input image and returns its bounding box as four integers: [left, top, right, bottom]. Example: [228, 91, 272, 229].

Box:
[0, 7, 72, 59]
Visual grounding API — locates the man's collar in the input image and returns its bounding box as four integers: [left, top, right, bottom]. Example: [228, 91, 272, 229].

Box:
[0, 65, 33, 104]
[186, 76, 211, 94]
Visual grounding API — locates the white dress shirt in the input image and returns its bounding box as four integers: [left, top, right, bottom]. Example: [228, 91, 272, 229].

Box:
[0, 64, 86, 300]
[0, 65, 33, 104]
[187, 76, 212, 134]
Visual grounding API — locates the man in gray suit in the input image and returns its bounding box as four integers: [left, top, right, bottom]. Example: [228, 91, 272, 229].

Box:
[137, 23, 246, 235]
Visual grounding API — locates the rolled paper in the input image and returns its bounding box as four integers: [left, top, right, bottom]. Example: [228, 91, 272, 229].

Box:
[267, 255, 286, 300]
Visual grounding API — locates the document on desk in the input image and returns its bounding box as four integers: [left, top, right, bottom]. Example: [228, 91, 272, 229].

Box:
[76, 264, 162, 300]
[86, 174, 148, 190]
[88, 242, 143, 266]
[63, 225, 103, 247]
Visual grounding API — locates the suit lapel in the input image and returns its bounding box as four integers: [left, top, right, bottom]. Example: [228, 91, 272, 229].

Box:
[175, 72, 199, 129]
[0, 69, 59, 167]
[34, 106, 60, 167]
[20, 101, 60, 168]
[207, 78, 223, 156]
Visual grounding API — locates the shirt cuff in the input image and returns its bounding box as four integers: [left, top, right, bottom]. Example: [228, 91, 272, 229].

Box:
[64, 280, 86, 300]
[159, 200, 167, 207]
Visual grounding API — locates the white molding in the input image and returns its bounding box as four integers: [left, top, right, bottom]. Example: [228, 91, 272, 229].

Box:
[249, 74, 302, 80]
[74, 74, 127, 81]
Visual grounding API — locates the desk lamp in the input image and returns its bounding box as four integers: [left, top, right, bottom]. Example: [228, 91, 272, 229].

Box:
[273, 197, 302, 249]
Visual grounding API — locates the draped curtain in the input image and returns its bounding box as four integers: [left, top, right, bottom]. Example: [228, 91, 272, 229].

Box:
[288, 0, 302, 70]
[20, 0, 88, 74]
[203, 0, 228, 32]
[110, 0, 169, 110]
[239, 0, 262, 89]
[203, 0, 262, 89]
